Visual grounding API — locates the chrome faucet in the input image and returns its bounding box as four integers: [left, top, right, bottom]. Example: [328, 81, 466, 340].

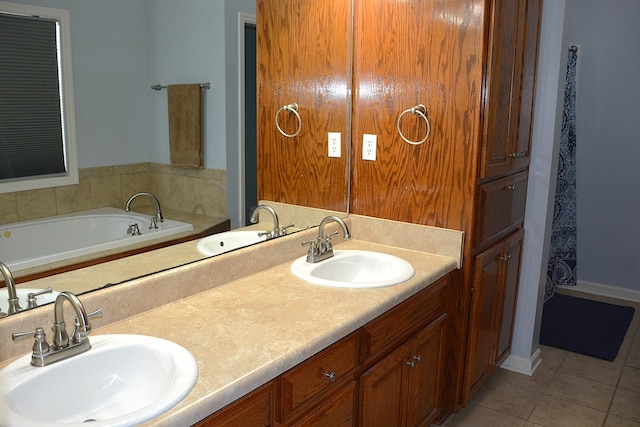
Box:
[0, 261, 21, 315]
[303, 216, 351, 263]
[11, 291, 101, 367]
[250, 205, 293, 239]
[124, 192, 164, 224]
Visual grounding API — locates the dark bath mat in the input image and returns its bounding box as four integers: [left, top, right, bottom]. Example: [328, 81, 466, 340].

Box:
[540, 293, 635, 361]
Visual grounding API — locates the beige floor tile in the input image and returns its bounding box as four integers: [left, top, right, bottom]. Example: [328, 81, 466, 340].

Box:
[445, 403, 526, 427]
[494, 366, 556, 394]
[626, 340, 640, 369]
[539, 345, 568, 370]
[544, 372, 615, 411]
[528, 395, 606, 427]
[605, 414, 640, 427]
[619, 366, 640, 394]
[473, 379, 543, 420]
[610, 388, 640, 422]
[558, 352, 623, 386]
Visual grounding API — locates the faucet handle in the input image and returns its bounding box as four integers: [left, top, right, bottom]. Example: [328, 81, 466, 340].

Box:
[279, 223, 295, 236]
[27, 287, 53, 309]
[72, 308, 102, 343]
[12, 327, 51, 356]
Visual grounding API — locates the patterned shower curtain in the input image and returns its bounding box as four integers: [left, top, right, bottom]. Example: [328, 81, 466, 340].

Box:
[545, 46, 578, 302]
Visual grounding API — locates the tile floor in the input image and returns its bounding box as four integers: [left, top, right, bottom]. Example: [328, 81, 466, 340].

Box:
[444, 289, 640, 427]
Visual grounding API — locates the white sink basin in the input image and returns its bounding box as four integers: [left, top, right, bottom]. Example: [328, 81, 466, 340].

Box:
[0, 288, 59, 314]
[197, 230, 267, 256]
[0, 334, 198, 426]
[291, 250, 415, 288]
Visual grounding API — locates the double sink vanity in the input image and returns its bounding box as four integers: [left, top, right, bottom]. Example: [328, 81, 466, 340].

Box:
[0, 210, 463, 426]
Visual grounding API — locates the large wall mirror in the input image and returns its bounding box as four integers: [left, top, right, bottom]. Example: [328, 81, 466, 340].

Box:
[0, 0, 350, 317]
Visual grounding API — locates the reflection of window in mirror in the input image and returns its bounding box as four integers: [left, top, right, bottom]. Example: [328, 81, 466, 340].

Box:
[0, 2, 78, 194]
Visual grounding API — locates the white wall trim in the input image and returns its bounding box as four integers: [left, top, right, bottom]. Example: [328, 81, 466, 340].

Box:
[559, 281, 640, 303]
[501, 348, 542, 376]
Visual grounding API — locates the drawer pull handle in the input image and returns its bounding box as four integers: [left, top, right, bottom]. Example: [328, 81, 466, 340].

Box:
[509, 152, 522, 159]
[500, 254, 512, 262]
[504, 185, 516, 191]
[323, 371, 337, 382]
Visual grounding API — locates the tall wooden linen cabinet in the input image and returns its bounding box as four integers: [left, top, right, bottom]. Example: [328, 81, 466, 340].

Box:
[258, 0, 543, 418]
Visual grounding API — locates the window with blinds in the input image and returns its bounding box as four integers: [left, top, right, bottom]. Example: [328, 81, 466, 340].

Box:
[0, 3, 77, 193]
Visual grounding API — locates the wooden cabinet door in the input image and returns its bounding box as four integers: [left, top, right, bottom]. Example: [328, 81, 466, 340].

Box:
[512, 0, 542, 172]
[194, 381, 274, 427]
[360, 341, 411, 427]
[256, 0, 351, 211]
[495, 229, 524, 365]
[463, 243, 503, 403]
[350, 0, 484, 231]
[406, 314, 448, 427]
[480, 0, 526, 179]
[286, 381, 356, 427]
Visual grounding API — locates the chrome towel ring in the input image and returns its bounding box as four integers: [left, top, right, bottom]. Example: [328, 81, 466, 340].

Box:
[397, 104, 430, 145]
[275, 103, 302, 138]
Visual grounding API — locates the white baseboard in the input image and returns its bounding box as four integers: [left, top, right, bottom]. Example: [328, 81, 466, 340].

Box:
[500, 348, 542, 376]
[558, 281, 640, 303]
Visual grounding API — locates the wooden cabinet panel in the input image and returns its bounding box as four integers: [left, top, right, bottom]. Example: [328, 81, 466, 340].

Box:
[464, 243, 502, 402]
[350, 0, 484, 231]
[360, 341, 411, 427]
[495, 230, 524, 364]
[360, 314, 448, 427]
[475, 171, 528, 247]
[481, 0, 527, 178]
[281, 333, 358, 421]
[406, 314, 448, 427]
[463, 229, 525, 404]
[256, 0, 351, 211]
[361, 276, 448, 365]
[194, 381, 274, 427]
[286, 381, 356, 427]
[513, 0, 542, 172]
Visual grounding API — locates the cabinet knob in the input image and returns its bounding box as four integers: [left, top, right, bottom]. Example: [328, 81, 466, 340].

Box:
[406, 360, 416, 368]
[504, 185, 516, 191]
[508, 152, 520, 159]
[323, 371, 337, 382]
[500, 254, 512, 262]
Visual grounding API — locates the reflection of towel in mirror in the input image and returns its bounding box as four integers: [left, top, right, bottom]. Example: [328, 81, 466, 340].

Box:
[167, 84, 202, 168]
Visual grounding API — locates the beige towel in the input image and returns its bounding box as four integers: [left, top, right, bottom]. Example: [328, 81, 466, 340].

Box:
[167, 84, 202, 168]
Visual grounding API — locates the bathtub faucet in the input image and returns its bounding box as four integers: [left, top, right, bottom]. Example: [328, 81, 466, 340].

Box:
[0, 261, 22, 315]
[124, 192, 164, 224]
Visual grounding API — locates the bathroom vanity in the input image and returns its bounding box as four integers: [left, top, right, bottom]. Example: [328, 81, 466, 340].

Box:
[0, 215, 463, 426]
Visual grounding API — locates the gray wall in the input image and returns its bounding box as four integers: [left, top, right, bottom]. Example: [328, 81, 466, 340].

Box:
[567, 0, 640, 292]
[10, 0, 229, 170]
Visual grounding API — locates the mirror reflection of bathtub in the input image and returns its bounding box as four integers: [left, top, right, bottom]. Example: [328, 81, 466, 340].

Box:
[0, 208, 197, 273]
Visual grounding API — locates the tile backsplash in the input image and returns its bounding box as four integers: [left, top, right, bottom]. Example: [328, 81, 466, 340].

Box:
[0, 163, 226, 223]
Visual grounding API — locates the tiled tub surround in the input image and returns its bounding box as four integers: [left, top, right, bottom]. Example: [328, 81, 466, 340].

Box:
[0, 163, 227, 224]
[0, 216, 463, 426]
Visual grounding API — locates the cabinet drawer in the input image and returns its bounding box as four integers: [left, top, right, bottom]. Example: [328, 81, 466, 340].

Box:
[361, 276, 449, 365]
[476, 171, 528, 246]
[280, 333, 358, 420]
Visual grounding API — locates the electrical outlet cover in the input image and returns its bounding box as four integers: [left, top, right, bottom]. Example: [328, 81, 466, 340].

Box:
[362, 134, 377, 161]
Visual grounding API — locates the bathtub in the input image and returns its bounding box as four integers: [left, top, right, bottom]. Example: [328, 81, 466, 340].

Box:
[0, 207, 194, 272]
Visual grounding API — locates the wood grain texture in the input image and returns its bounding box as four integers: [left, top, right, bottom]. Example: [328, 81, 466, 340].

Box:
[257, 0, 351, 211]
[350, 0, 485, 232]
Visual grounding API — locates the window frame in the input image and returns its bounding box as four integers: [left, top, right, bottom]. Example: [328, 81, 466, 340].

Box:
[0, 1, 78, 194]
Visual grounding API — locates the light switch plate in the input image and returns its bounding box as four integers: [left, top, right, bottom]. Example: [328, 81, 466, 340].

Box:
[328, 132, 341, 158]
[363, 134, 377, 161]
